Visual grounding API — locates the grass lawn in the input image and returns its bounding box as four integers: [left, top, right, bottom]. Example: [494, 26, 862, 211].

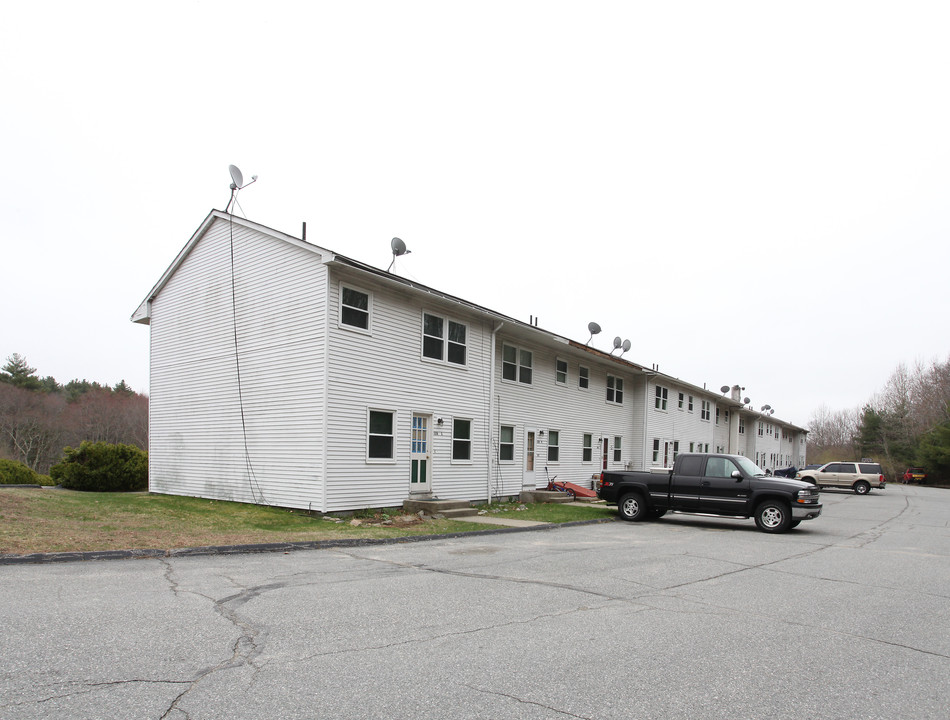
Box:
[0, 489, 614, 555]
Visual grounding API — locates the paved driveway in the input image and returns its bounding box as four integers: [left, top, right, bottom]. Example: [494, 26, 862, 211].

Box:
[1, 485, 948, 719]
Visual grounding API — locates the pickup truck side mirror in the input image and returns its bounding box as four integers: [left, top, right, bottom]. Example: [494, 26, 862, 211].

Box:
[731, 470, 743, 482]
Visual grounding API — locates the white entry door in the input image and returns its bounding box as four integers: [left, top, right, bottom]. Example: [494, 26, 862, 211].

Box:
[523, 428, 539, 489]
[410, 414, 431, 494]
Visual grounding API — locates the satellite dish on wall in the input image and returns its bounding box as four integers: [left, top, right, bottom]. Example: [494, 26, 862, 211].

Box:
[720, 385, 730, 394]
[743, 397, 750, 405]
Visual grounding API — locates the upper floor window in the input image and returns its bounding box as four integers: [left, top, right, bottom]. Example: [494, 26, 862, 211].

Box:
[701, 400, 711, 421]
[422, 313, 467, 366]
[655, 385, 668, 410]
[502, 344, 532, 384]
[555, 358, 568, 385]
[678, 392, 684, 410]
[341, 286, 370, 331]
[578, 366, 589, 390]
[688, 395, 694, 412]
[739, 418, 746, 435]
[607, 375, 624, 404]
[715, 407, 720, 424]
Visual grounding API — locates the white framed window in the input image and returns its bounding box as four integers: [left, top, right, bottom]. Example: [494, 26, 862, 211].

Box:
[547, 430, 560, 462]
[422, 312, 467, 366]
[502, 344, 533, 384]
[701, 400, 711, 421]
[758, 422, 764, 437]
[652, 438, 660, 463]
[614, 436, 622, 463]
[739, 418, 746, 435]
[578, 366, 589, 390]
[715, 407, 720, 425]
[367, 409, 395, 461]
[673, 441, 680, 460]
[340, 285, 371, 331]
[607, 375, 624, 404]
[688, 395, 694, 412]
[452, 418, 472, 462]
[689, 442, 695, 452]
[555, 358, 568, 385]
[582, 433, 593, 463]
[655, 385, 669, 410]
[678, 392, 684, 410]
[499, 425, 515, 462]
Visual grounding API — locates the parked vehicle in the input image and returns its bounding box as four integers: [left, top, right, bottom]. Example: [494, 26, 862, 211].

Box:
[796, 462, 885, 494]
[597, 453, 822, 533]
[903, 467, 927, 483]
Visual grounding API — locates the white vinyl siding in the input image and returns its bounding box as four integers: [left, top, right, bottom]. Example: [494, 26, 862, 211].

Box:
[148, 216, 328, 511]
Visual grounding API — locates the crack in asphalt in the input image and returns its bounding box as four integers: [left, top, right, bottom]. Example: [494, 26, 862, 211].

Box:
[465, 683, 593, 718]
[155, 561, 281, 719]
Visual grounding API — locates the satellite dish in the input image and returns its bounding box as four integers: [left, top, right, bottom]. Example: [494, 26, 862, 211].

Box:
[622, 339, 631, 352]
[720, 385, 730, 394]
[586, 322, 601, 346]
[743, 397, 750, 405]
[613, 337, 622, 349]
[229, 164, 244, 188]
[391, 237, 408, 256]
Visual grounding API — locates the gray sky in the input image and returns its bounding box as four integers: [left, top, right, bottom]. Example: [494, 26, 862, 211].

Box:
[2, 1, 948, 428]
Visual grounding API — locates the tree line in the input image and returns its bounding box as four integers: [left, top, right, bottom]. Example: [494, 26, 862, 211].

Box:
[807, 356, 950, 481]
[0, 353, 147, 475]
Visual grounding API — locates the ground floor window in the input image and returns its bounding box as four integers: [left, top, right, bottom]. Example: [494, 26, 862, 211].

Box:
[613, 436, 622, 463]
[368, 410, 394, 460]
[547, 430, 560, 462]
[652, 438, 660, 463]
[499, 425, 514, 462]
[452, 418, 472, 461]
[582, 433, 593, 462]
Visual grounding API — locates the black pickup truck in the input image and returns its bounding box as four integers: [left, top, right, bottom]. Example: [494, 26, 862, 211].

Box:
[597, 453, 822, 533]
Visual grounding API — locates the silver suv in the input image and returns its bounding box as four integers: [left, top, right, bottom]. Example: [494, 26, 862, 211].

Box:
[797, 462, 885, 495]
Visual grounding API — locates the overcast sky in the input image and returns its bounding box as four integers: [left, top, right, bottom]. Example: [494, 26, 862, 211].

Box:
[2, 1, 948, 428]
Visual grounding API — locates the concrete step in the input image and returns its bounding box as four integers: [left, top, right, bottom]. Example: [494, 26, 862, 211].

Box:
[403, 498, 476, 517]
[520, 490, 574, 504]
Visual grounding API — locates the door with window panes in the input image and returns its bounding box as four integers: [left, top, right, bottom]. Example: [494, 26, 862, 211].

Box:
[410, 414, 431, 494]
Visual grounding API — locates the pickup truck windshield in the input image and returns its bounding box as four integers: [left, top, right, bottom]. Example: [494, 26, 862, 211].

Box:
[735, 456, 766, 477]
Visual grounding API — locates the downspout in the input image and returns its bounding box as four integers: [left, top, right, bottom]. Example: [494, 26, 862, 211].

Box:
[642, 373, 652, 469]
[487, 321, 505, 504]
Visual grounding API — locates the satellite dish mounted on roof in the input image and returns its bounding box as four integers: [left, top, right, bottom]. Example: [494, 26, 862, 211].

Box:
[586, 322, 601, 346]
[387, 237, 411, 272]
[226, 164, 258, 214]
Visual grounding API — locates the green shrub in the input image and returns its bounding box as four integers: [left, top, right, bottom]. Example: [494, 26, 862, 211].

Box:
[0, 458, 46, 485]
[50, 442, 148, 492]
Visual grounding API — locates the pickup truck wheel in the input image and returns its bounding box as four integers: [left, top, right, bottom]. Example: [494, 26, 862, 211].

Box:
[854, 481, 871, 495]
[618, 493, 647, 522]
[754, 500, 792, 533]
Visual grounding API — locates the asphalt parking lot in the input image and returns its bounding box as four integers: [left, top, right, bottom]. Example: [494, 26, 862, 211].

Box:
[1, 485, 948, 719]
